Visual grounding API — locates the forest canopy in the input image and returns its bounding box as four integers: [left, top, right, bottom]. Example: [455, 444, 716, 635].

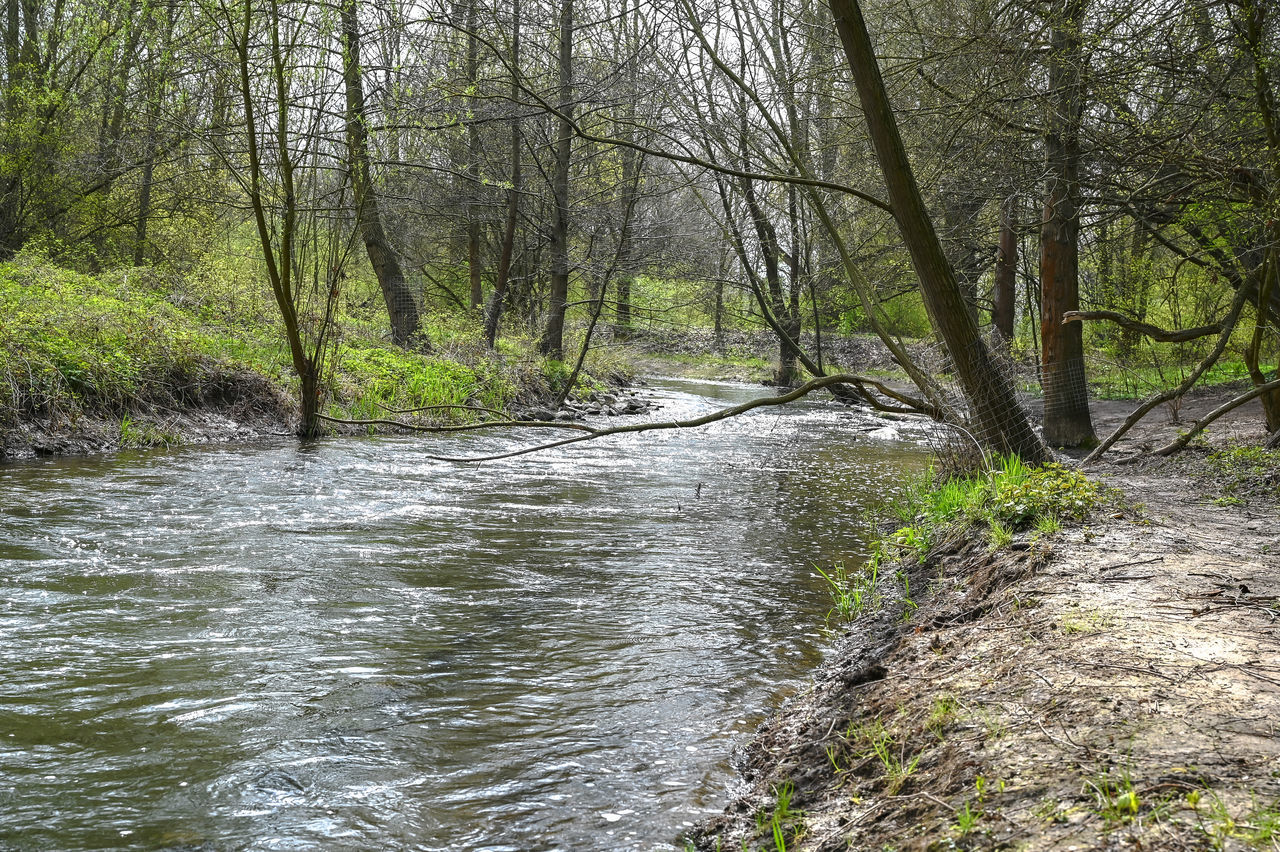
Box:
[1, 0, 1276, 453]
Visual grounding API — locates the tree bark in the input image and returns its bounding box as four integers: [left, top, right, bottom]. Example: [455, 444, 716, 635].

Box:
[341, 0, 423, 349]
[1039, 0, 1096, 448]
[992, 195, 1017, 343]
[483, 0, 521, 348]
[539, 0, 573, 358]
[828, 0, 1049, 461]
[465, 0, 482, 311]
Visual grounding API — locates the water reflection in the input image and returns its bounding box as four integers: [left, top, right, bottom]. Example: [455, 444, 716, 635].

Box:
[0, 378, 928, 851]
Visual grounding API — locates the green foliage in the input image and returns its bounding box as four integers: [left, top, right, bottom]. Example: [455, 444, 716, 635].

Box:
[754, 782, 805, 852]
[952, 800, 980, 836]
[987, 461, 1101, 528]
[1203, 445, 1280, 502]
[0, 254, 279, 422]
[926, 693, 960, 739]
[866, 457, 1106, 570]
[1083, 767, 1141, 825]
[844, 719, 922, 794]
[119, 415, 182, 449]
[0, 252, 530, 442]
[838, 291, 932, 339]
[814, 561, 880, 623]
[333, 344, 513, 420]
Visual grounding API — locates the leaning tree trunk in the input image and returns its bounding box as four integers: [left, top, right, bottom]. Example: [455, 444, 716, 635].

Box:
[539, 0, 574, 358]
[1039, 0, 1096, 448]
[341, 0, 423, 349]
[829, 0, 1049, 461]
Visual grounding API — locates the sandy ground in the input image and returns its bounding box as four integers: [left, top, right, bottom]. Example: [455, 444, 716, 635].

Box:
[692, 388, 1280, 852]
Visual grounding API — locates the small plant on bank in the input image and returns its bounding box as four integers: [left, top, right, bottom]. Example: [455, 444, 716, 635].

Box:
[845, 719, 922, 795]
[1083, 766, 1141, 825]
[926, 693, 960, 739]
[987, 520, 1013, 550]
[814, 560, 880, 623]
[953, 800, 980, 836]
[754, 782, 805, 852]
[1192, 793, 1280, 849]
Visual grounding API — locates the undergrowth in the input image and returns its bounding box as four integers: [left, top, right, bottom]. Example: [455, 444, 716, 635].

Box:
[0, 253, 616, 447]
[818, 457, 1107, 624]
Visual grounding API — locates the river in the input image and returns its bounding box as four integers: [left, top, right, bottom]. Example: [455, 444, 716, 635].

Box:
[0, 378, 927, 851]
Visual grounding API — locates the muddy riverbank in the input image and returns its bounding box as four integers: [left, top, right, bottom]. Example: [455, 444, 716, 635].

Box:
[691, 388, 1280, 851]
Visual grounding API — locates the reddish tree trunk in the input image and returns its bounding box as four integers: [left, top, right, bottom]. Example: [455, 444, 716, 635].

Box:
[1039, 0, 1096, 448]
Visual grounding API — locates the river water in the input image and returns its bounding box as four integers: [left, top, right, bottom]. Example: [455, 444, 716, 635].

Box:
[0, 378, 927, 851]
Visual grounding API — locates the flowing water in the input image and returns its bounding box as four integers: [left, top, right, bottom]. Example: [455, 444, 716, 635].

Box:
[0, 378, 928, 851]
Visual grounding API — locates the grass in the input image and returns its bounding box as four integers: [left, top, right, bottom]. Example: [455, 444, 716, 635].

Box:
[0, 251, 614, 444]
[1060, 604, 1112, 635]
[1086, 355, 1254, 401]
[1192, 793, 1280, 849]
[1200, 445, 1280, 504]
[1083, 765, 1142, 826]
[871, 456, 1107, 565]
[814, 560, 880, 623]
[926, 694, 960, 739]
[844, 719, 923, 795]
[754, 782, 805, 852]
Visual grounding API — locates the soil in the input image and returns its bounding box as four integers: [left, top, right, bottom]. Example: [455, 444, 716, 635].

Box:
[691, 387, 1280, 852]
[0, 369, 295, 460]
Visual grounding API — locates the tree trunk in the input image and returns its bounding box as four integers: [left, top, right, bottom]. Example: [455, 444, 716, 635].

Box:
[133, 129, 155, 266]
[1039, 0, 1097, 448]
[992, 195, 1017, 343]
[483, 0, 521, 348]
[829, 0, 1049, 461]
[539, 0, 573, 358]
[341, 0, 423, 349]
[465, 0, 482, 311]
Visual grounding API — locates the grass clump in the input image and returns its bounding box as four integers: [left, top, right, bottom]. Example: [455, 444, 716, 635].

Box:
[1201, 444, 1280, 504]
[843, 719, 923, 795]
[884, 456, 1106, 557]
[754, 782, 805, 852]
[814, 560, 880, 623]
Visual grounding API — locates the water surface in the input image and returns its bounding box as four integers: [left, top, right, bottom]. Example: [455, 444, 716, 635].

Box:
[0, 378, 927, 851]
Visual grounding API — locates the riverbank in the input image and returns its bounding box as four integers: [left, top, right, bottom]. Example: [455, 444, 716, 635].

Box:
[0, 255, 635, 459]
[690, 392, 1280, 851]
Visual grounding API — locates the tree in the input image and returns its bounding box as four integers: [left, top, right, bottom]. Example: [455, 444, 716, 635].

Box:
[213, 0, 347, 437]
[341, 0, 424, 349]
[1038, 0, 1097, 448]
[829, 0, 1050, 461]
[538, 0, 574, 358]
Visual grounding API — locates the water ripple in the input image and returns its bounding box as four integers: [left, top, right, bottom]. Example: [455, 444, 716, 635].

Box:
[0, 378, 927, 851]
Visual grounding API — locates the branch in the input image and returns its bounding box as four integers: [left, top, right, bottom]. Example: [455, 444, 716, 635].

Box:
[1153, 377, 1280, 456]
[1082, 286, 1250, 465]
[1062, 310, 1224, 343]
[316, 414, 595, 434]
[415, 374, 923, 463]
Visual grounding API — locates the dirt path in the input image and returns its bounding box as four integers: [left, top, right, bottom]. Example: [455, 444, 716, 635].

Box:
[692, 391, 1279, 851]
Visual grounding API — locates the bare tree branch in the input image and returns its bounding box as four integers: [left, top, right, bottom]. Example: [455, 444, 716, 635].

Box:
[1062, 310, 1224, 343]
[397, 373, 923, 463]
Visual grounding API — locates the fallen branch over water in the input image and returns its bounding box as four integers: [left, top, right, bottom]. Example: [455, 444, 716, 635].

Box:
[316, 373, 927, 463]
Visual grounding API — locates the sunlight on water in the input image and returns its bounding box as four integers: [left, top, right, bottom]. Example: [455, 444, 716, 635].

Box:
[0, 378, 928, 851]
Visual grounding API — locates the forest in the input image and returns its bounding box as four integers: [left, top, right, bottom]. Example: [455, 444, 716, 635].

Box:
[0, 0, 1278, 850]
[0, 0, 1275, 457]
